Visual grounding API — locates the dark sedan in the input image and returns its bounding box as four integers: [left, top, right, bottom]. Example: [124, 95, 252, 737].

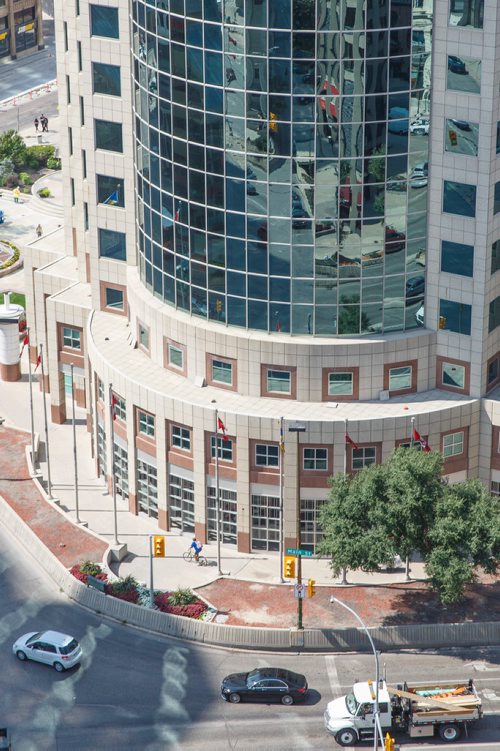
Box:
[221, 667, 308, 705]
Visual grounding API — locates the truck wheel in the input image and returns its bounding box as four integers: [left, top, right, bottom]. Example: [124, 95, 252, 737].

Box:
[439, 724, 461, 742]
[335, 728, 357, 746]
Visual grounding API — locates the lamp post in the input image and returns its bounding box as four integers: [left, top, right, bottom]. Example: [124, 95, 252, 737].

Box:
[330, 596, 385, 751]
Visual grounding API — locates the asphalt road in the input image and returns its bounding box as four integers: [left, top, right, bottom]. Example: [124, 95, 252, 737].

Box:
[0, 90, 59, 135]
[1, 525, 500, 750]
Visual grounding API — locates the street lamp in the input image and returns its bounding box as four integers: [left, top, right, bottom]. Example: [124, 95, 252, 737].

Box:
[330, 596, 385, 751]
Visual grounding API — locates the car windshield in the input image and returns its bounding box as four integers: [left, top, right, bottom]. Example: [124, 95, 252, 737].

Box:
[345, 692, 360, 715]
[59, 638, 79, 655]
[26, 632, 43, 645]
[247, 669, 264, 686]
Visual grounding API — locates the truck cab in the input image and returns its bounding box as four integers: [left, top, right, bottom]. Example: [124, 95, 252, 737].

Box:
[324, 680, 391, 746]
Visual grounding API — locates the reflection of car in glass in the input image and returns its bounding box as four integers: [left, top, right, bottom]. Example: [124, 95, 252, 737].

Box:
[221, 667, 308, 705]
[416, 304, 425, 326]
[450, 119, 471, 131]
[410, 162, 428, 188]
[315, 220, 337, 237]
[246, 166, 257, 180]
[386, 175, 407, 191]
[409, 118, 429, 135]
[257, 223, 268, 241]
[405, 275, 425, 302]
[292, 206, 310, 228]
[448, 56, 467, 74]
[292, 190, 303, 208]
[246, 183, 258, 195]
[388, 107, 409, 134]
[385, 226, 406, 252]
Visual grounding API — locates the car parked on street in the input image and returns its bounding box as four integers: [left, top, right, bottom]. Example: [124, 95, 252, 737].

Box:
[13, 630, 82, 672]
[405, 275, 425, 302]
[410, 117, 430, 135]
[410, 162, 428, 188]
[221, 667, 308, 705]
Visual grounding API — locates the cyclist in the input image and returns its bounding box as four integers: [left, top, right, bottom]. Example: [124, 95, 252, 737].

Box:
[190, 537, 203, 563]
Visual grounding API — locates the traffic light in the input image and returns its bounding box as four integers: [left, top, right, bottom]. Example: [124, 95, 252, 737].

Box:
[215, 299, 222, 314]
[384, 732, 395, 751]
[307, 578, 316, 598]
[284, 555, 295, 579]
[153, 535, 165, 557]
[269, 112, 278, 132]
[438, 315, 447, 330]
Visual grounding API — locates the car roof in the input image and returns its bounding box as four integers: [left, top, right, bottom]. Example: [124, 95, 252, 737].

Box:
[40, 630, 75, 646]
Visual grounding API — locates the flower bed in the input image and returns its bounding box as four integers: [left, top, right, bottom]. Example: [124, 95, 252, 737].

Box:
[69, 562, 210, 619]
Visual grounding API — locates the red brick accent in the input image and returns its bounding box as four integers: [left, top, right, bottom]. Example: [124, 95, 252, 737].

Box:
[164, 338, 188, 377]
[346, 442, 382, 473]
[206, 353, 238, 392]
[299, 444, 334, 487]
[238, 530, 250, 553]
[441, 426, 469, 475]
[490, 426, 500, 471]
[249, 438, 280, 484]
[0, 362, 20, 381]
[383, 359, 418, 396]
[195, 521, 206, 545]
[158, 507, 168, 531]
[261, 364, 297, 399]
[436, 355, 470, 395]
[51, 403, 66, 424]
[321, 367, 359, 401]
[129, 493, 138, 515]
[205, 431, 237, 481]
[99, 281, 127, 316]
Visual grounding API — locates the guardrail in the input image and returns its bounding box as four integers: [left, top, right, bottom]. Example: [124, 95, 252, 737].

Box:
[0, 79, 58, 110]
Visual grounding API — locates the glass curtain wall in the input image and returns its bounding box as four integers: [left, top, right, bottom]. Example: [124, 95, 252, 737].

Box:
[131, 0, 432, 336]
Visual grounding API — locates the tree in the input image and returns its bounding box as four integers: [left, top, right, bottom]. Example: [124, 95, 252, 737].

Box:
[0, 130, 27, 167]
[318, 449, 500, 604]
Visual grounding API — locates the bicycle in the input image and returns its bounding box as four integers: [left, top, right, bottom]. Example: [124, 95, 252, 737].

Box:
[183, 548, 208, 566]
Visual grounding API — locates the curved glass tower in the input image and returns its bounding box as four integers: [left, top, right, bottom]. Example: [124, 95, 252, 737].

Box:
[132, 0, 431, 336]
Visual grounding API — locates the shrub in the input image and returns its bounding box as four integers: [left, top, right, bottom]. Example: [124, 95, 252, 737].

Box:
[37, 187, 51, 198]
[19, 172, 32, 186]
[80, 561, 103, 576]
[168, 587, 197, 606]
[70, 562, 108, 585]
[47, 156, 61, 170]
[5, 174, 19, 188]
[24, 144, 55, 169]
[155, 592, 208, 619]
[107, 587, 140, 604]
[109, 574, 139, 594]
[0, 159, 15, 180]
[0, 130, 27, 167]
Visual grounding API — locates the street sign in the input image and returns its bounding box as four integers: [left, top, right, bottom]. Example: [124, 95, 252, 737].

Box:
[286, 547, 313, 557]
[294, 583, 306, 599]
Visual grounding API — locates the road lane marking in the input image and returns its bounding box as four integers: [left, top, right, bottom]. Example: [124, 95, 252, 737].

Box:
[325, 655, 341, 697]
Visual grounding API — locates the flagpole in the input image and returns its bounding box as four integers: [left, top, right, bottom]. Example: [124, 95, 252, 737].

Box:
[26, 328, 36, 473]
[215, 407, 222, 576]
[341, 419, 348, 585]
[410, 416, 415, 448]
[39, 343, 53, 499]
[71, 364, 81, 524]
[109, 383, 119, 545]
[279, 416, 284, 583]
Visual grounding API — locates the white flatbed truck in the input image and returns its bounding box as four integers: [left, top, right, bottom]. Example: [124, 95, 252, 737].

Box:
[324, 678, 482, 746]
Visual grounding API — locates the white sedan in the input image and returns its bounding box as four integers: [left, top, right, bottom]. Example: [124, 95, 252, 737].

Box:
[13, 630, 82, 672]
[410, 118, 430, 135]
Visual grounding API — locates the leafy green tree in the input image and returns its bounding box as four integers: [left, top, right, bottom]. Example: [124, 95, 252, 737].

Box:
[0, 130, 27, 167]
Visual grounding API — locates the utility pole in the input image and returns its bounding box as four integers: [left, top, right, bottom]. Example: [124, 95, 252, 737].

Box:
[39, 343, 52, 499]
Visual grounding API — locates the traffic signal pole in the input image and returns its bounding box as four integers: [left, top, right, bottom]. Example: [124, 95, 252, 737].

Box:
[149, 535, 154, 609]
[297, 554, 303, 630]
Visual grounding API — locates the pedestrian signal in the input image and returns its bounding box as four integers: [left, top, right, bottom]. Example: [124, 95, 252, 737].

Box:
[307, 578, 316, 598]
[215, 299, 222, 313]
[438, 315, 447, 330]
[284, 555, 295, 579]
[153, 535, 165, 557]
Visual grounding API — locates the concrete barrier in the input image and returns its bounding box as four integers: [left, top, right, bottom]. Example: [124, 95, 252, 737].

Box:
[1, 493, 499, 652]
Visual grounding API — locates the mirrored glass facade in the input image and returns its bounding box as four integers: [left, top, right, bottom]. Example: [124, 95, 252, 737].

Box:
[131, 0, 432, 336]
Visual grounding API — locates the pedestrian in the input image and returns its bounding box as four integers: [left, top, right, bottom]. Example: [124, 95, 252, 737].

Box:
[36, 224, 43, 238]
[43, 116, 48, 132]
[34, 118, 39, 132]
[13, 187, 20, 204]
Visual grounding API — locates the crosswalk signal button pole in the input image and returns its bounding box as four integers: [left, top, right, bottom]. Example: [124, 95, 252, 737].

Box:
[153, 535, 165, 557]
[284, 555, 295, 579]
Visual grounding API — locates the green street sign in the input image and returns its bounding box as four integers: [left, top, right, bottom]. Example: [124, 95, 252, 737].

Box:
[286, 548, 313, 557]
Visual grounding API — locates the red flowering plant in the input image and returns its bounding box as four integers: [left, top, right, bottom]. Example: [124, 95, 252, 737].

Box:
[70, 560, 108, 585]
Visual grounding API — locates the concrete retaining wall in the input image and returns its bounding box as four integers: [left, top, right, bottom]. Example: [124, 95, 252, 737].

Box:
[1, 494, 499, 652]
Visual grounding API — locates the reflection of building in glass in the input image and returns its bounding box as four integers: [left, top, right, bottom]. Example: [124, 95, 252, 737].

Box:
[26, 0, 500, 553]
[0, 0, 44, 60]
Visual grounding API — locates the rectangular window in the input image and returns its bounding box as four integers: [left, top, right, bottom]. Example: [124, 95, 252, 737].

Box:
[497, 123, 500, 154]
[442, 362, 465, 389]
[441, 240, 474, 277]
[138, 322, 149, 350]
[76, 0, 80, 16]
[446, 55, 481, 94]
[352, 447, 376, 472]
[62, 326, 81, 349]
[491, 480, 500, 497]
[449, 0, 483, 30]
[251, 494, 280, 552]
[79, 96, 84, 126]
[300, 498, 326, 553]
[171, 425, 191, 451]
[98, 228, 126, 260]
[97, 378, 104, 402]
[492, 241, 500, 275]
[70, 178, 75, 206]
[63, 21, 68, 51]
[489, 297, 500, 333]
[488, 357, 499, 385]
[77, 41, 82, 71]
[443, 180, 476, 218]
[83, 202, 89, 231]
[90, 5, 119, 39]
[440, 299, 472, 335]
[66, 75, 71, 104]
[445, 118, 478, 156]
[105, 287, 124, 310]
[97, 175, 124, 207]
[389, 365, 412, 391]
[92, 62, 121, 97]
[113, 394, 126, 421]
[138, 410, 155, 438]
[212, 359, 232, 385]
[210, 436, 233, 462]
[303, 448, 328, 471]
[95, 119, 123, 153]
[255, 444, 279, 467]
[494, 183, 500, 215]
[267, 369, 291, 393]
[443, 431, 464, 457]
[82, 149, 87, 179]
[68, 126, 73, 156]
[328, 372, 353, 396]
[168, 343, 184, 369]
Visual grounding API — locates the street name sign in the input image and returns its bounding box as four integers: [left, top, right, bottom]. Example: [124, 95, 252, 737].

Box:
[286, 547, 313, 557]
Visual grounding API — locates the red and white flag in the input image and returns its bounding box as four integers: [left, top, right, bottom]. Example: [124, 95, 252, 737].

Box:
[34, 353, 41, 371]
[217, 416, 229, 441]
[413, 428, 431, 452]
[20, 333, 29, 358]
[345, 432, 359, 450]
[111, 394, 118, 421]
